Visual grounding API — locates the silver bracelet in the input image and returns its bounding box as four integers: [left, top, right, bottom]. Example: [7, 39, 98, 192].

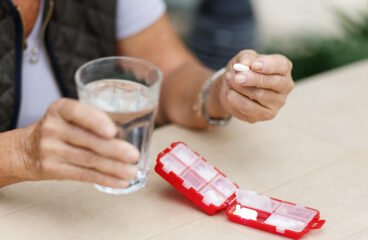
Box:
[202, 68, 232, 126]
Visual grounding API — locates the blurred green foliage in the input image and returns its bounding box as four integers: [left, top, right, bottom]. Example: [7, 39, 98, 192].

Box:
[264, 10, 368, 81]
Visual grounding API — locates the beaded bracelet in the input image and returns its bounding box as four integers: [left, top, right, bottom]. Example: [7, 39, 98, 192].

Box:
[193, 68, 232, 126]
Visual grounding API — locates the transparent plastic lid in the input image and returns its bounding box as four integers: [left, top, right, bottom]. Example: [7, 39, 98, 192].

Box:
[236, 190, 280, 213]
[159, 143, 238, 207]
[234, 190, 317, 233]
[171, 143, 198, 166]
[192, 159, 218, 182]
[212, 175, 238, 199]
[180, 169, 207, 191]
[200, 185, 227, 207]
[264, 213, 308, 233]
[275, 203, 317, 224]
[160, 154, 187, 175]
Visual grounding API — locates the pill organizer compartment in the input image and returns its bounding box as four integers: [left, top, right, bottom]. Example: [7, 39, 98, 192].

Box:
[276, 203, 317, 223]
[227, 189, 322, 238]
[155, 142, 237, 215]
[171, 143, 198, 166]
[211, 175, 238, 199]
[160, 154, 187, 175]
[192, 159, 218, 182]
[200, 185, 226, 207]
[264, 213, 309, 233]
[155, 142, 325, 239]
[180, 169, 207, 191]
[236, 189, 281, 213]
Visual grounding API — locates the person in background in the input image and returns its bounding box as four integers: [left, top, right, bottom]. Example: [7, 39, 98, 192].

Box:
[189, 0, 256, 70]
[0, 0, 294, 188]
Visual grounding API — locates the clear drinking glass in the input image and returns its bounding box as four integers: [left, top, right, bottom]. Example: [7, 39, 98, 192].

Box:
[75, 57, 162, 194]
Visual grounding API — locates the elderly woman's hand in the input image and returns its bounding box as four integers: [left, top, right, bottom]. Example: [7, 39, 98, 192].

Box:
[22, 98, 140, 188]
[217, 50, 294, 123]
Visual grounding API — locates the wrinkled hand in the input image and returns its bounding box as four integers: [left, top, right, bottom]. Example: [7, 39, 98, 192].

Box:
[23, 98, 139, 188]
[219, 50, 294, 123]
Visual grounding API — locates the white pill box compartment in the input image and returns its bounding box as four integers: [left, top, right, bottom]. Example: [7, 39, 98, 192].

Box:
[227, 190, 325, 239]
[156, 142, 238, 215]
[155, 142, 325, 239]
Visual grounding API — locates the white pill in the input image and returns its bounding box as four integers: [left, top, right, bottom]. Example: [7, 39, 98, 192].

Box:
[233, 63, 250, 72]
[238, 208, 258, 220]
[233, 204, 242, 215]
[236, 204, 241, 211]
[232, 205, 258, 221]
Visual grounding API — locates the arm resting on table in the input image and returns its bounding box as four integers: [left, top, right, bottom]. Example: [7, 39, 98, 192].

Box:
[0, 127, 33, 187]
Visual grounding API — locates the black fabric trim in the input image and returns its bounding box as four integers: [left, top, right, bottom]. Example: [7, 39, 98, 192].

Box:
[44, 28, 69, 97]
[6, 0, 22, 130]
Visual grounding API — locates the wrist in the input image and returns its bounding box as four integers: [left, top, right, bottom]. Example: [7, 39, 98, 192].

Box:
[18, 123, 40, 182]
[0, 125, 38, 187]
[206, 70, 229, 119]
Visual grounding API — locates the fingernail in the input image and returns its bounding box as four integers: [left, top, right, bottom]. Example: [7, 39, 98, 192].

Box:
[126, 165, 138, 178]
[252, 61, 264, 71]
[117, 180, 129, 188]
[126, 148, 140, 163]
[235, 74, 248, 84]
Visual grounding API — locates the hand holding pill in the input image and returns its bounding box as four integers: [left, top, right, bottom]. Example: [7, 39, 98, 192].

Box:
[217, 50, 295, 123]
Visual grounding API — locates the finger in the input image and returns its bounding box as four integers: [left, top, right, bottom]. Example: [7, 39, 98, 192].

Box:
[225, 50, 258, 78]
[226, 56, 237, 72]
[56, 120, 139, 163]
[55, 163, 130, 188]
[224, 88, 276, 123]
[225, 69, 281, 105]
[233, 71, 291, 94]
[236, 50, 258, 67]
[62, 145, 138, 180]
[251, 54, 292, 76]
[52, 98, 117, 139]
[228, 85, 286, 109]
[225, 72, 278, 106]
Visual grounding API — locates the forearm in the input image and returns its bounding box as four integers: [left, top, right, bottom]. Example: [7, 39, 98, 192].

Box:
[0, 127, 32, 187]
[117, 15, 229, 129]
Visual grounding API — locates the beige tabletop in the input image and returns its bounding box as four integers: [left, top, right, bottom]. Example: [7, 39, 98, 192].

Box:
[1, 60, 368, 240]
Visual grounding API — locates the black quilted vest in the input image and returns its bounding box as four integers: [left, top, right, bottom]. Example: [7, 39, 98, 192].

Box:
[0, 0, 116, 132]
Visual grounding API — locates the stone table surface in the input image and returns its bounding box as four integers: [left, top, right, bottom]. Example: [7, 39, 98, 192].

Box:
[1, 60, 368, 240]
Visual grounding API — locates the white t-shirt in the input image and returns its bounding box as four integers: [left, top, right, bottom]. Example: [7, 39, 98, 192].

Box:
[17, 0, 166, 128]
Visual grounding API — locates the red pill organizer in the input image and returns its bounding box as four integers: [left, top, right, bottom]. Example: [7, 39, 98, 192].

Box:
[155, 142, 325, 239]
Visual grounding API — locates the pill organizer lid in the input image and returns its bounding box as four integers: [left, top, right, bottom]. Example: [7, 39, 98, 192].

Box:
[155, 142, 239, 215]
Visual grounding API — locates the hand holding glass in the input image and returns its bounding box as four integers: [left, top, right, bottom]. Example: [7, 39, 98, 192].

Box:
[75, 57, 162, 194]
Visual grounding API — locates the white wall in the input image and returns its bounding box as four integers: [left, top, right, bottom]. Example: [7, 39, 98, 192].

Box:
[252, 0, 368, 48]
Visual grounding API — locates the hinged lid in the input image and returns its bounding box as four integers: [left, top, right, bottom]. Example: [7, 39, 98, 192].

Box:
[155, 142, 239, 215]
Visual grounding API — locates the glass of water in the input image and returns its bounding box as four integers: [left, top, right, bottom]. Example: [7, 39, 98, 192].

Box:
[75, 57, 162, 194]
